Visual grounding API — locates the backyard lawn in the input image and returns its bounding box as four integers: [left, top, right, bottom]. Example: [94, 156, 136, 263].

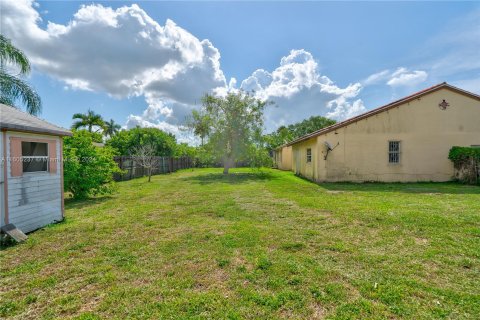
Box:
[1, 168, 479, 319]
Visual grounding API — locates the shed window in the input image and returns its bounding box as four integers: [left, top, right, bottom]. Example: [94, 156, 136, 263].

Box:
[388, 141, 400, 164]
[306, 148, 312, 163]
[22, 142, 48, 172]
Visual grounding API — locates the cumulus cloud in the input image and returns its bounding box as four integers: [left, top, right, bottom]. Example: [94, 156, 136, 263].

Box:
[240, 49, 366, 129]
[1, 0, 225, 136]
[2, 1, 226, 100]
[124, 103, 195, 143]
[2, 1, 368, 138]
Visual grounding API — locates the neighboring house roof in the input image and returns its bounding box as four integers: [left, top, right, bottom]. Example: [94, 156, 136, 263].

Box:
[0, 103, 72, 136]
[285, 82, 480, 147]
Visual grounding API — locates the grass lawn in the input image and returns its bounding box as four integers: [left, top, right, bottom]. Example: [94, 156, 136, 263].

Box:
[1, 168, 479, 319]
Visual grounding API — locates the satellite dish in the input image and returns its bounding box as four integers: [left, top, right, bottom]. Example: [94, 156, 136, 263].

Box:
[325, 141, 333, 151]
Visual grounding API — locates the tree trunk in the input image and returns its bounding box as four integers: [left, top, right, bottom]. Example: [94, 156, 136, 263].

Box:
[223, 157, 234, 174]
[148, 167, 152, 182]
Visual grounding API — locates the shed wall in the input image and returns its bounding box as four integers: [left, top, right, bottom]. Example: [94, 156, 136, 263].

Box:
[4, 132, 63, 233]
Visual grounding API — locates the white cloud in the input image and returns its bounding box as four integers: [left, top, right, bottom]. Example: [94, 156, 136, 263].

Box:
[1, 0, 226, 133]
[363, 68, 428, 88]
[240, 49, 366, 129]
[362, 69, 390, 86]
[386, 68, 428, 87]
[2, 1, 226, 101]
[2, 1, 368, 138]
[124, 111, 195, 144]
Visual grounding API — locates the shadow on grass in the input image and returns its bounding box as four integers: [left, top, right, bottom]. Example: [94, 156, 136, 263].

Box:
[65, 195, 114, 210]
[180, 171, 276, 185]
[318, 181, 480, 195]
[0, 236, 18, 250]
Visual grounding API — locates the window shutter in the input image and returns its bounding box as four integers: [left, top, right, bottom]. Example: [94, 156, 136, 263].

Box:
[49, 141, 57, 174]
[10, 138, 22, 177]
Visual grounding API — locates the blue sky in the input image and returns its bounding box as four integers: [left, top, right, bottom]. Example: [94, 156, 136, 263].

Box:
[2, 1, 479, 143]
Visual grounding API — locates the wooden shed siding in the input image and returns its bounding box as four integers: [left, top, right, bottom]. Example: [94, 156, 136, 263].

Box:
[1, 131, 7, 225]
[6, 132, 63, 233]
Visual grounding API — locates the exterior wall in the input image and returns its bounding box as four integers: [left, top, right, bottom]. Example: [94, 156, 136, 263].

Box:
[292, 137, 317, 180]
[1, 131, 5, 228]
[3, 131, 63, 233]
[307, 88, 480, 182]
[275, 146, 293, 171]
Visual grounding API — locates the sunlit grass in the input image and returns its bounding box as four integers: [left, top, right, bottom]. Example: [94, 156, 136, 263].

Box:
[1, 168, 479, 319]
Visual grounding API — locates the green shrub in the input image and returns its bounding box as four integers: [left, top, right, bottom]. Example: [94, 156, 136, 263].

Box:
[448, 146, 480, 163]
[106, 127, 176, 156]
[64, 130, 123, 199]
[448, 146, 480, 185]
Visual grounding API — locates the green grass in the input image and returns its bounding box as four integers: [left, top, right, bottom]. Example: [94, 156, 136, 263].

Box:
[1, 168, 479, 319]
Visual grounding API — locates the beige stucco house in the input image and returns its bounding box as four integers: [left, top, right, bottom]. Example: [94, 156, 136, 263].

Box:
[279, 83, 480, 182]
[273, 145, 292, 171]
[1, 104, 71, 233]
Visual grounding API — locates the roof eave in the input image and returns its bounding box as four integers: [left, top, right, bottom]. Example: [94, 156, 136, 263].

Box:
[285, 82, 480, 147]
[0, 125, 72, 136]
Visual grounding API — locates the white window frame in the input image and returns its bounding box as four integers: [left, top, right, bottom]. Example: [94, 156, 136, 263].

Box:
[22, 141, 49, 173]
[388, 141, 401, 164]
[306, 148, 312, 163]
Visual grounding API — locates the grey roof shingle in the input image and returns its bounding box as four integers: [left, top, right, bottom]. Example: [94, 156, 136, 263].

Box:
[0, 103, 71, 136]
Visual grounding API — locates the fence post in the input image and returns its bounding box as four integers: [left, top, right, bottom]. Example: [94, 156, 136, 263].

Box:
[130, 157, 134, 180]
[119, 156, 123, 181]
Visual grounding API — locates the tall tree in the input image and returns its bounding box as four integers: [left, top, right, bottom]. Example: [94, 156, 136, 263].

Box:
[0, 35, 41, 115]
[196, 91, 269, 174]
[72, 109, 105, 133]
[104, 119, 121, 137]
[186, 109, 211, 146]
[264, 115, 336, 150]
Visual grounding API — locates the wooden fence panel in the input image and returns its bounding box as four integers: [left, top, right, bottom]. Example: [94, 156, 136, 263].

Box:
[113, 156, 193, 181]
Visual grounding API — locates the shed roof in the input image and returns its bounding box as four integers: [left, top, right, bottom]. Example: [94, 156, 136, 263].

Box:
[284, 82, 480, 147]
[0, 103, 72, 136]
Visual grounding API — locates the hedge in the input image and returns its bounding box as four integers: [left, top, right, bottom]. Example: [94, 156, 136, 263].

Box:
[448, 146, 480, 185]
[448, 146, 480, 163]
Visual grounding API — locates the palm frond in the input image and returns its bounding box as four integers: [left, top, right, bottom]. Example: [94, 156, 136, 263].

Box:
[72, 113, 87, 120]
[0, 35, 30, 75]
[71, 120, 86, 130]
[0, 70, 41, 115]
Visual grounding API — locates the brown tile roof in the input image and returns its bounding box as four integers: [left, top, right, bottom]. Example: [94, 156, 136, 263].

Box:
[284, 82, 480, 147]
[0, 103, 72, 136]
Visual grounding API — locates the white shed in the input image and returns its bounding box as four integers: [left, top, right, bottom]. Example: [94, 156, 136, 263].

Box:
[1, 104, 71, 233]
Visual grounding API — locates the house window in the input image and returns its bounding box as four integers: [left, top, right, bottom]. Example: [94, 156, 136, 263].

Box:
[306, 148, 312, 163]
[22, 142, 48, 172]
[388, 141, 401, 164]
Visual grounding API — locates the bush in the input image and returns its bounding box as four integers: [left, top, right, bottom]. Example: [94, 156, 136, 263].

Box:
[64, 130, 123, 199]
[174, 143, 197, 158]
[448, 146, 480, 184]
[106, 127, 176, 156]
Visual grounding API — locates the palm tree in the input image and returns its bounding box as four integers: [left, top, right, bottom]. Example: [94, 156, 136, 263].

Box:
[72, 109, 105, 132]
[103, 119, 121, 137]
[0, 35, 41, 115]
